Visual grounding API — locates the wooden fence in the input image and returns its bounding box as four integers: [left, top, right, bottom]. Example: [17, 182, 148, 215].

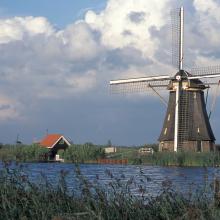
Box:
[97, 159, 128, 165]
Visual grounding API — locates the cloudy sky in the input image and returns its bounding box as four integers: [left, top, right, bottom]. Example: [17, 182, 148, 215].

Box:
[0, 0, 220, 145]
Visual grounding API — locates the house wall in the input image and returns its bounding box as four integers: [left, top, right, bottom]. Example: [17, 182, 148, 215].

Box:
[104, 147, 117, 154]
[138, 148, 153, 154]
[49, 141, 69, 160]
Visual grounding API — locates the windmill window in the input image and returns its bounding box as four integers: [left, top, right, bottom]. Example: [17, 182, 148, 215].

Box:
[164, 128, 167, 135]
[197, 141, 202, 152]
[194, 92, 197, 99]
[167, 114, 170, 121]
[197, 127, 200, 134]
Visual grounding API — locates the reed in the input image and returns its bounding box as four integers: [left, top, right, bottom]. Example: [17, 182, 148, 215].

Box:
[0, 143, 105, 163]
[61, 143, 106, 163]
[1, 143, 220, 167]
[132, 152, 220, 167]
[0, 145, 49, 162]
[0, 162, 220, 219]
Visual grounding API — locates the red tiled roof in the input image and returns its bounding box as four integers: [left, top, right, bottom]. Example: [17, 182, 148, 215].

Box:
[40, 134, 62, 148]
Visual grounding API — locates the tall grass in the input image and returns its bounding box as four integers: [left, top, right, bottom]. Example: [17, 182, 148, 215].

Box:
[131, 152, 220, 167]
[105, 146, 220, 167]
[60, 143, 106, 163]
[1, 143, 220, 167]
[0, 145, 49, 162]
[0, 143, 106, 163]
[0, 162, 220, 219]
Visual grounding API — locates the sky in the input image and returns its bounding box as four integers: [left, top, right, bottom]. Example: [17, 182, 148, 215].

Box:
[0, 0, 220, 145]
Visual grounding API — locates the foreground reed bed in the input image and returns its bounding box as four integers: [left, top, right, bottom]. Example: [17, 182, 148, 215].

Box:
[1, 162, 220, 220]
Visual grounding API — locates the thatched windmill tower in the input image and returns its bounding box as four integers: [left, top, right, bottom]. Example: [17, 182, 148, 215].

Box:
[110, 7, 220, 152]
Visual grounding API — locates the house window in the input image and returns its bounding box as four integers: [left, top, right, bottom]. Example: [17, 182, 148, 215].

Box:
[59, 139, 64, 145]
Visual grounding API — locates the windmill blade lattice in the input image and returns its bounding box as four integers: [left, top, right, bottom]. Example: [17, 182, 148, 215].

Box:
[110, 80, 170, 94]
[188, 66, 220, 83]
[171, 9, 181, 70]
[190, 65, 220, 76]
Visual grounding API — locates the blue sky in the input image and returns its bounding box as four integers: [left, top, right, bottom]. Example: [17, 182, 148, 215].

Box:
[0, 0, 220, 146]
[0, 0, 107, 27]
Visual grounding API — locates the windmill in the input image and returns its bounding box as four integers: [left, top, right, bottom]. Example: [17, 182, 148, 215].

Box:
[110, 7, 220, 152]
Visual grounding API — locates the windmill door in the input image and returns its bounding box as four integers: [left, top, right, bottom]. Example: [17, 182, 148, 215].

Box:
[197, 141, 202, 152]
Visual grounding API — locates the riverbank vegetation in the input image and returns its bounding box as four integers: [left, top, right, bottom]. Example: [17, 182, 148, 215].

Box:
[107, 146, 220, 167]
[132, 151, 220, 166]
[1, 143, 220, 166]
[0, 144, 48, 162]
[0, 143, 106, 163]
[0, 162, 220, 220]
[60, 143, 106, 163]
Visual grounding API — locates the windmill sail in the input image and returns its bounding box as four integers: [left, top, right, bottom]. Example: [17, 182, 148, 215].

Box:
[110, 75, 172, 85]
[171, 9, 181, 69]
[110, 75, 171, 93]
[191, 66, 220, 76]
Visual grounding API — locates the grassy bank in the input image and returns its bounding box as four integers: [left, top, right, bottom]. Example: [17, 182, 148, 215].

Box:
[0, 143, 106, 163]
[130, 152, 220, 167]
[60, 143, 106, 163]
[0, 163, 220, 220]
[105, 147, 220, 167]
[0, 144, 49, 162]
[1, 143, 220, 167]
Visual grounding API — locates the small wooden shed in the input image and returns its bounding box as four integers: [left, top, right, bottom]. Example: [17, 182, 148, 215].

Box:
[40, 134, 71, 161]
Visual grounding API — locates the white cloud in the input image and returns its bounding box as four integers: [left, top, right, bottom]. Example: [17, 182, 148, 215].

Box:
[66, 70, 97, 93]
[85, 0, 171, 58]
[58, 22, 100, 61]
[0, 16, 54, 44]
[0, 95, 20, 120]
[193, 0, 220, 49]
[0, 0, 220, 122]
[194, 0, 220, 19]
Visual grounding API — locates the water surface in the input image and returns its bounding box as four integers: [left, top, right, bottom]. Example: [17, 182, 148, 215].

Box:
[18, 163, 220, 196]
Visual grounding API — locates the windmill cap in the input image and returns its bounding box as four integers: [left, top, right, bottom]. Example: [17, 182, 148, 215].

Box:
[174, 70, 191, 79]
[170, 70, 206, 89]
